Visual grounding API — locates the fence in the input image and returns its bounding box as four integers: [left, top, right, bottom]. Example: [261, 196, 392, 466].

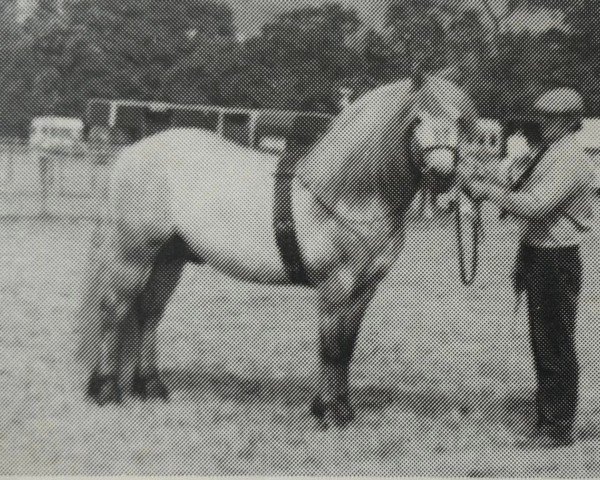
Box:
[0, 142, 118, 219]
[0, 112, 510, 221]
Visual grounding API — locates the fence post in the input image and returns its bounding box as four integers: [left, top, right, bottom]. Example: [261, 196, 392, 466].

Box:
[248, 112, 258, 149]
[39, 153, 50, 220]
[216, 111, 225, 136]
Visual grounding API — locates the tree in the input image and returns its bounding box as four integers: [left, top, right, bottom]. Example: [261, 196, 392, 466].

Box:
[65, 0, 235, 101]
[243, 3, 363, 111]
[0, 0, 236, 132]
[565, 0, 600, 112]
[168, 3, 365, 112]
[384, 0, 459, 76]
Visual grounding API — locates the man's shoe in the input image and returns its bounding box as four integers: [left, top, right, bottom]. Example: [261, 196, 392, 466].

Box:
[516, 425, 574, 449]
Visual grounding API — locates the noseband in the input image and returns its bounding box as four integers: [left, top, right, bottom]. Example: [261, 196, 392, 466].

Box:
[420, 145, 460, 172]
[407, 117, 460, 175]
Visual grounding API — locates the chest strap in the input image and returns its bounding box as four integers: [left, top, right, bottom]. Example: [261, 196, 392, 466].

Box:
[500, 144, 549, 220]
[509, 143, 549, 192]
[274, 153, 311, 286]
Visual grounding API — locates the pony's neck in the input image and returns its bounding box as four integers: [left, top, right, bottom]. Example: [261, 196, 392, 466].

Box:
[295, 101, 422, 225]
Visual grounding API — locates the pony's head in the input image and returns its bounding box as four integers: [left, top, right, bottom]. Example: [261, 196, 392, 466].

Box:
[409, 75, 478, 193]
[299, 74, 478, 212]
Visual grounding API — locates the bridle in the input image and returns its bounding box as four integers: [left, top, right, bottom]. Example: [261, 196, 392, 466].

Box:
[409, 114, 461, 175]
[410, 114, 483, 286]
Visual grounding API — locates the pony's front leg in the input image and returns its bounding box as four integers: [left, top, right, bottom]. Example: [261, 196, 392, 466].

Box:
[313, 273, 377, 429]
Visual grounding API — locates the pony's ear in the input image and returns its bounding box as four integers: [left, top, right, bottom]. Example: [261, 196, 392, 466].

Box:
[457, 118, 471, 133]
[412, 70, 426, 90]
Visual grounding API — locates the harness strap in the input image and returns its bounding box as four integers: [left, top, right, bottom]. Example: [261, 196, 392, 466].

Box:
[505, 144, 590, 232]
[274, 153, 311, 286]
[510, 143, 549, 192]
[500, 144, 549, 220]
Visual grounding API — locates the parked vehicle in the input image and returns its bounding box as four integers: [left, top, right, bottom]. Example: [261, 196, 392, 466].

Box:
[29, 117, 84, 155]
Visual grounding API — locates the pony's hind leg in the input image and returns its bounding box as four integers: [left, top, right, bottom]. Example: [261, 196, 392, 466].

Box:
[81, 226, 159, 405]
[131, 236, 188, 401]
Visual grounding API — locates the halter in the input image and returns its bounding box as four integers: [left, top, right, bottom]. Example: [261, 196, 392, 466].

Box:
[410, 114, 461, 175]
[409, 113, 482, 286]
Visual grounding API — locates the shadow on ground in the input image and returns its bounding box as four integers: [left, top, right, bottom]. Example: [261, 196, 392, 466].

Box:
[162, 366, 573, 436]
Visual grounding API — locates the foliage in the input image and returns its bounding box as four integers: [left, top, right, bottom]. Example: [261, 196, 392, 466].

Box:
[169, 3, 365, 112]
[1, 0, 600, 134]
[0, 0, 235, 133]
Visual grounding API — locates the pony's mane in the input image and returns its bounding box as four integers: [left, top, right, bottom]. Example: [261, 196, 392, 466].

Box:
[297, 75, 476, 211]
[296, 79, 416, 207]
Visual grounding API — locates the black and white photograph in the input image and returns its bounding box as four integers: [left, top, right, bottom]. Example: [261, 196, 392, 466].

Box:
[1, 0, 600, 476]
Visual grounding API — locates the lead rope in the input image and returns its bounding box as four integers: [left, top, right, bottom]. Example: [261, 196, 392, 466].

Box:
[455, 188, 482, 286]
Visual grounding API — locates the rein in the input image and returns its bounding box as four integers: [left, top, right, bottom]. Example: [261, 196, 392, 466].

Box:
[290, 97, 426, 232]
[455, 189, 482, 285]
[292, 173, 402, 254]
[274, 96, 425, 280]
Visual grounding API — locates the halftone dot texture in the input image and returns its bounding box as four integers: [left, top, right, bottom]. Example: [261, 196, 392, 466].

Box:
[2, 0, 600, 478]
[3, 217, 600, 476]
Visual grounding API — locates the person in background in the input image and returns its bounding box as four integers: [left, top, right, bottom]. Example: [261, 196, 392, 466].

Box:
[462, 88, 595, 448]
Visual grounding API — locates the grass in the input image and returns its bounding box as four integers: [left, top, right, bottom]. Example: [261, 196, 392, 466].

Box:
[1, 214, 600, 476]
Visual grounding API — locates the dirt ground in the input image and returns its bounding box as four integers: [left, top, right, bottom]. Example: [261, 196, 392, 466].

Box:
[2, 215, 600, 476]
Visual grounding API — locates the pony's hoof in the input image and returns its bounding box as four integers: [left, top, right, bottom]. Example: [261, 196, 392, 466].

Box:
[329, 397, 355, 428]
[87, 373, 122, 406]
[310, 395, 327, 419]
[310, 395, 354, 429]
[132, 373, 169, 401]
[310, 395, 328, 430]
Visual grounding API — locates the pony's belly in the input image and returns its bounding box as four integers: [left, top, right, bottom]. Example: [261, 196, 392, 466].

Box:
[172, 168, 289, 284]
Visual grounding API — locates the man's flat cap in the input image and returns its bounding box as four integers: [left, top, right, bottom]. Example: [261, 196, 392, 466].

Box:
[534, 88, 584, 114]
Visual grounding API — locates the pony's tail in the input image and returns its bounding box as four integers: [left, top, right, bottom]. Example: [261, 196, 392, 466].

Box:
[75, 151, 146, 381]
[75, 213, 144, 383]
[76, 146, 130, 369]
[75, 217, 111, 370]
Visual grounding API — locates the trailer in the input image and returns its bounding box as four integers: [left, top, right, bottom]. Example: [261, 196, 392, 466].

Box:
[85, 99, 334, 157]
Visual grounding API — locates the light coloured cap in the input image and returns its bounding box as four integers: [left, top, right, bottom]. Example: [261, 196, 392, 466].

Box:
[534, 88, 584, 114]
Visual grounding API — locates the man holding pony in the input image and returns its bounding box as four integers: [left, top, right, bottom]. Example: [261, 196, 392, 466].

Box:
[463, 87, 595, 448]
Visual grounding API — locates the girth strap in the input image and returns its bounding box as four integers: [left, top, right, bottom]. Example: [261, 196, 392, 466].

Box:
[274, 153, 311, 286]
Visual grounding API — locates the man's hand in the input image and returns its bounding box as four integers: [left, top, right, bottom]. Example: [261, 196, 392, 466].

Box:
[463, 176, 493, 201]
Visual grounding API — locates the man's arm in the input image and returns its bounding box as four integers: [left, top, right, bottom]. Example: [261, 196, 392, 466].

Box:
[468, 156, 581, 220]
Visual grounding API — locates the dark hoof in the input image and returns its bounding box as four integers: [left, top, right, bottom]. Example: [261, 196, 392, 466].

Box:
[310, 394, 355, 429]
[87, 372, 122, 406]
[310, 395, 327, 419]
[131, 372, 169, 401]
[330, 396, 355, 427]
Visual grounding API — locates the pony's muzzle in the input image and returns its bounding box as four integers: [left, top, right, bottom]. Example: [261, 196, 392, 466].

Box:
[422, 148, 457, 177]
